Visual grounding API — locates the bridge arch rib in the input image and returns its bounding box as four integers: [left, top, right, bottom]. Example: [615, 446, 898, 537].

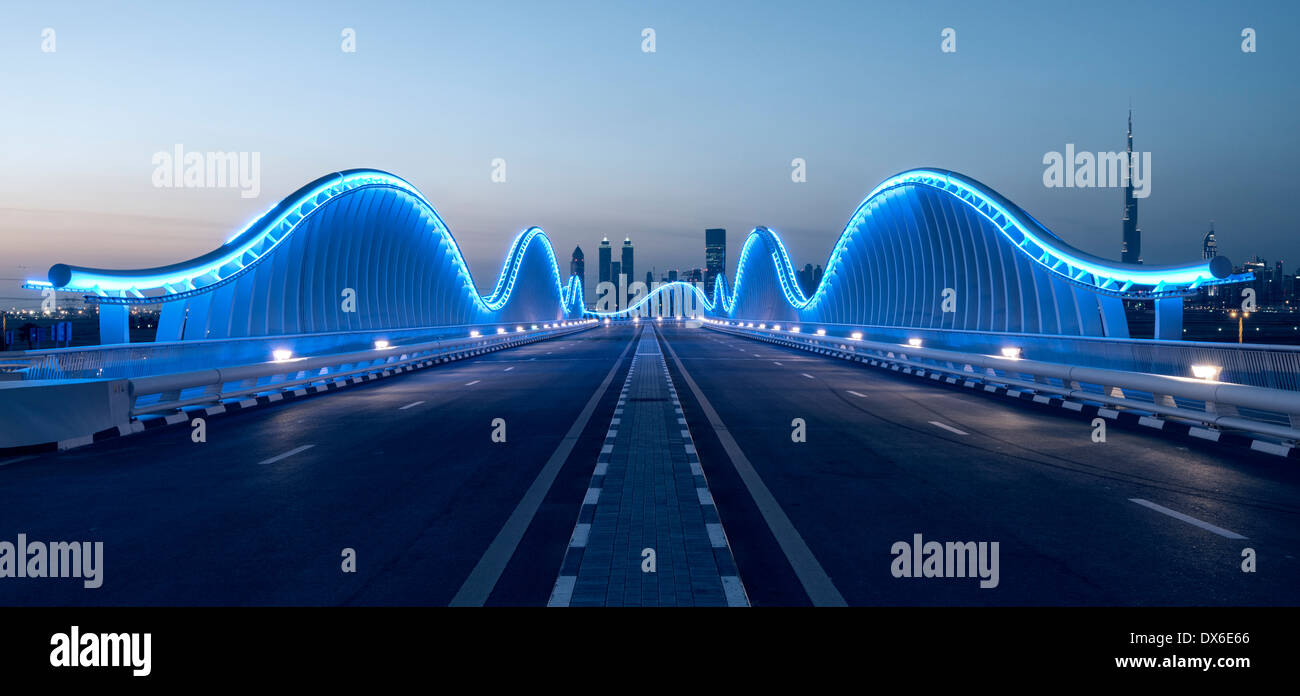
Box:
[39, 169, 584, 342]
[601, 169, 1241, 340]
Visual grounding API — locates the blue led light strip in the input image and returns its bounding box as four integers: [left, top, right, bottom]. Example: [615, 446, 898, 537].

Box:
[31, 169, 582, 316]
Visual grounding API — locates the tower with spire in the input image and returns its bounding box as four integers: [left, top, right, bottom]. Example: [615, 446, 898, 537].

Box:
[1121, 110, 1142, 264]
[1202, 222, 1218, 260]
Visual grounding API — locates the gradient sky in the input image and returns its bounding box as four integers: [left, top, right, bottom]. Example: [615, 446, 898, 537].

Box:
[1, 0, 1297, 307]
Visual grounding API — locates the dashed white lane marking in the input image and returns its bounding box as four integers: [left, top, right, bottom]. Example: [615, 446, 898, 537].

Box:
[398, 400, 425, 410]
[0, 455, 37, 467]
[773, 361, 784, 366]
[929, 421, 969, 436]
[1129, 498, 1247, 539]
[659, 332, 844, 607]
[503, 366, 514, 372]
[465, 380, 481, 386]
[801, 373, 816, 380]
[258, 444, 315, 465]
[452, 330, 639, 607]
[847, 390, 869, 398]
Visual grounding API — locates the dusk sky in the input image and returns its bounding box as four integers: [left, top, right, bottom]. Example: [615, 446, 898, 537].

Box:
[1, 0, 1297, 307]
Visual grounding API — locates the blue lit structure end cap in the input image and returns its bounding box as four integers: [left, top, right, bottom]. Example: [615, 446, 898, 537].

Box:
[49, 264, 72, 288]
[1209, 256, 1232, 279]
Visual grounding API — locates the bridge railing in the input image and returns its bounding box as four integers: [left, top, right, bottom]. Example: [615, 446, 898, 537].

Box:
[0, 321, 585, 381]
[705, 320, 1300, 444]
[127, 321, 596, 416]
[738, 321, 1300, 392]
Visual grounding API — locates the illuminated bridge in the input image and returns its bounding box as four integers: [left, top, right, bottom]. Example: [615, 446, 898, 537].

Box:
[2, 168, 1299, 608]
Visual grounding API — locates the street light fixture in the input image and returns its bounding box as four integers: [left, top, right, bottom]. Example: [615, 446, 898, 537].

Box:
[1228, 310, 1250, 343]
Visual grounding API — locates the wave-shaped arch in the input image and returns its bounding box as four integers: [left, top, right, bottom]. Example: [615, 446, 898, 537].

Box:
[598, 168, 1244, 339]
[37, 169, 584, 341]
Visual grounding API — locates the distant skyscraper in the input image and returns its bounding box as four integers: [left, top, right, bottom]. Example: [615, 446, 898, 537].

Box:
[598, 237, 612, 285]
[705, 228, 726, 286]
[610, 261, 621, 285]
[1202, 222, 1217, 260]
[668, 269, 678, 282]
[645, 271, 653, 287]
[1121, 111, 1142, 264]
[571, 246, 586, 305]
[621, 237, 634, 287]
[798, 263, 814, 297]
[812, 264, 824, 289]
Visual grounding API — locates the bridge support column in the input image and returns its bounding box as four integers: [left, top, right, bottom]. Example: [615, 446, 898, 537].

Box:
[1097, 295, 1130, 338]
[1154, 296, 1184, 341]
[97, 302, 130, 345]
[157, 299, 188, 342]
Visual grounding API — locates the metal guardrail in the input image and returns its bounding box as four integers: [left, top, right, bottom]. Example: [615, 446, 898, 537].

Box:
[127, 321, 597, 417]
[703, 320, 1300, 444]
[753, 320, 1300, 392]
[2, 320, 585, 381]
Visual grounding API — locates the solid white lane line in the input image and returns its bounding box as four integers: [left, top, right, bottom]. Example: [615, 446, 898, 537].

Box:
[450, 331, 640, 607]
[399, 401, 425, 410]
[847, 390, 869, 398]
[465, 380, 481, 386]
[503, 366, 514, 371]
[659, 333, 846, 607]
[259, 445, 315, 465]
[929, 421, 969, 436]
[801, 373, 815, 380]
[1129, 498, 1247, 539]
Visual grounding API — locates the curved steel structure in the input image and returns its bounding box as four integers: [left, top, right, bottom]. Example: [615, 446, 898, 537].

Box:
[34, 167, 1244, 345]
[36, 169, 584, 343]
[596, 169, 1245, 340]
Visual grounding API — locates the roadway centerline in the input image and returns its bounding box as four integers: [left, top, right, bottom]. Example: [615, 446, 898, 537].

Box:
[398, 401, 425, 410]
[929, 421, 969, 436]
[1129, 498, 1248, 539]
[847, 391, 869, 398]
[465, 380, 481, 386]
[258, 444, 315, 465]
[659, 329, 847, 607]
[450, 329, 639, 606]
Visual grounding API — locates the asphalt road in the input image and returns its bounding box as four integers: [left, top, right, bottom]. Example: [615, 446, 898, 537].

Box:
[0, 326, 637, 606]
[658, 324, 1300, 606]
[1, 322, 1297, 606]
